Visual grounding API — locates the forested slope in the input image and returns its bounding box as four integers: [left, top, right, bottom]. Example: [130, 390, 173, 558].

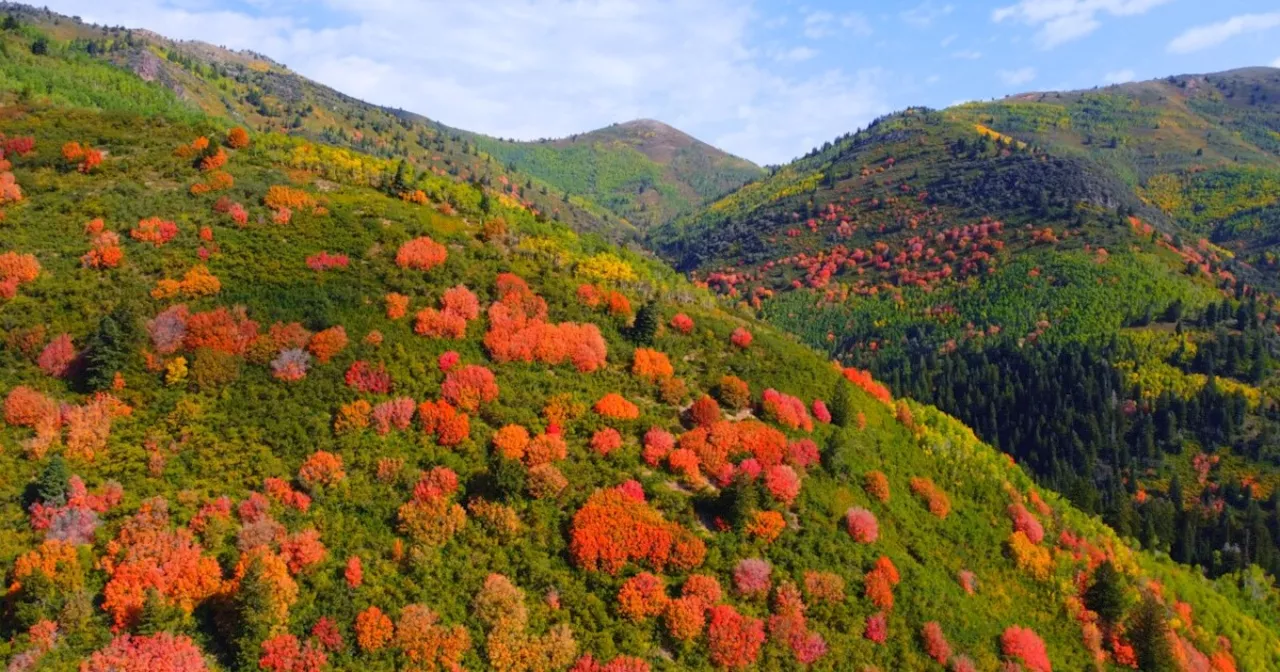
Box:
[0, 12, 1277, 672]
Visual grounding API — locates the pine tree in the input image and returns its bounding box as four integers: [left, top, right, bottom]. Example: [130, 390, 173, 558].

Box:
[1083, 561, 1127, 625]
[629, 302, 659, 345]
[1128, 592, 1175, 671]
[830, 379, 853, 427]
[232, 556, 278, 670]
[137, 588, 187, 635]
[82, 309, 134, 391]
[35, 455, 70, 506]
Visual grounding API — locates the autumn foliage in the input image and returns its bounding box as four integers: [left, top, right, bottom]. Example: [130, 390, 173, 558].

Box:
[396, 236, 449, 271]
[1002, 625, 1052, 672]
[707, 605, 765, 669]
[910, 477, 951, 518]
[569, 488, 705, 574]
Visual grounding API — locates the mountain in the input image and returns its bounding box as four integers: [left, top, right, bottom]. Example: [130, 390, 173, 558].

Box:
[0, 2, 659, 241]
[2, 8, 1279, 672]
[950, 68, 1280, 269]
[469, 120, 764, 232]
[654, 74, 1280, 592]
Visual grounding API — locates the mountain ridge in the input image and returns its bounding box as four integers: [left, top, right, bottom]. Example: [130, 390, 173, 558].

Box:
[0, 7, 1278, 671]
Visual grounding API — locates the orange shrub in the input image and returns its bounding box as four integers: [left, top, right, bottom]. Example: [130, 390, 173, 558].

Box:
[396, 236, 448, 271]
[226, 126, 250, 149]
[356, 606, 394, 652]
[631, 348, 674, 383]
[594, 393, 639, 420]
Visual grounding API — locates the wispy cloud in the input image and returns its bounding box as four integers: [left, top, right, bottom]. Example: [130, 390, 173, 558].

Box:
[772, 46, 818, 63]
[39, 0, 889, 165]
[993, 0, 1172, 49]
[1103, 68, 1136, 84]
[999, 67, 1037, 85]
[901, 2, 954, 29]
[803, 9, 872, 39]
[1167, 12, 1280, 54]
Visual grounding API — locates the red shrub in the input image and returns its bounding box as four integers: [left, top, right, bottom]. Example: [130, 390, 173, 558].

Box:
[298, 451, 346, 488]
[83, 633, 208, 672]
[1001, 625, 1052, 672]
[569, 488, 705, 574]
[37, 333, 76, 377]
[1009, 503, 1045, 544]
[707, 605, 765, 669]
[617, 572, 668, 621]
[921, 621, 951, 665]
[591, 428, 623, 456]
[689, 395, 721, 427]
[440, 364, 498, 412]
[344, 361, 392, 394]
[385, 293, 409, 320]
[761, 389, 812, 432]
[845, 507, 879, 543]
[395, 237, 447, 271]
[764, 465, 801, 506]
[733, 558, 772, 597]
[864, 612, 887, 644]
[910, 477, 950, 518]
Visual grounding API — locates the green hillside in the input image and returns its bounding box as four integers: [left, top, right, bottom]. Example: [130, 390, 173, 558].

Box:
[471, 120, 764, 231]
[948, 68, 1280, 269]
[1, 11, 1277, 672]
[0, 4, 650, 242]
[653, 100, 1280, 592]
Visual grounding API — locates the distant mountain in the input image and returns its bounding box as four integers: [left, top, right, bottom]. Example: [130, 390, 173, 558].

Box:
[2, 7, 1280, 670]
[2, 2, 716, 242]
[469, 119, 765, 231]
[952, 67, 1280, 267]
[656, 72, 1280, 589]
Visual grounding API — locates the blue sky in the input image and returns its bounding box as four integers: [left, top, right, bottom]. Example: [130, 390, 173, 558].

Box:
[38, 0, 1280, 165]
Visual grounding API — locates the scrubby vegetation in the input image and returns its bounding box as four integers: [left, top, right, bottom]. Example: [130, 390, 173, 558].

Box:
[1, 8, 1279, 672]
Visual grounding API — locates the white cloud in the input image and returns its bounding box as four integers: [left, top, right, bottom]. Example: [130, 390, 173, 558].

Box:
[38, 0, 888, 165]
[1167, 13, 1280, 54]
[772, 46, 818, 63]
[803, 9, 871, 39]
[1103, 68, 1136, 84]
[901, 2, 954, 28]
[951, 49, 983, 60]
[999, 67, 1037, 85]
[993, 0, 1172, 49]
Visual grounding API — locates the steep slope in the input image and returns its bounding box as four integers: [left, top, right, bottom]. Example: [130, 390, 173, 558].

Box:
[470, 120, 764, 231]
[0, 16, 1277, 672]
[655, 101, 1280, 586]
[0, 2, 649, 241]
[949, 68, 1280, 268]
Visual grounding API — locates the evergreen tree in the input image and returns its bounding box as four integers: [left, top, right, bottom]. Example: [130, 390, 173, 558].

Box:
[35, 455, 70, 506]
[830, 379, 853, 428]
[629, 302, 659, 345]
[232, 556, 278, 670]
[137, 588, 186, 635]
[82, 309, 134, 391]
[1129, 592, 1176, 671]
[1083, 560, 1127, 625]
